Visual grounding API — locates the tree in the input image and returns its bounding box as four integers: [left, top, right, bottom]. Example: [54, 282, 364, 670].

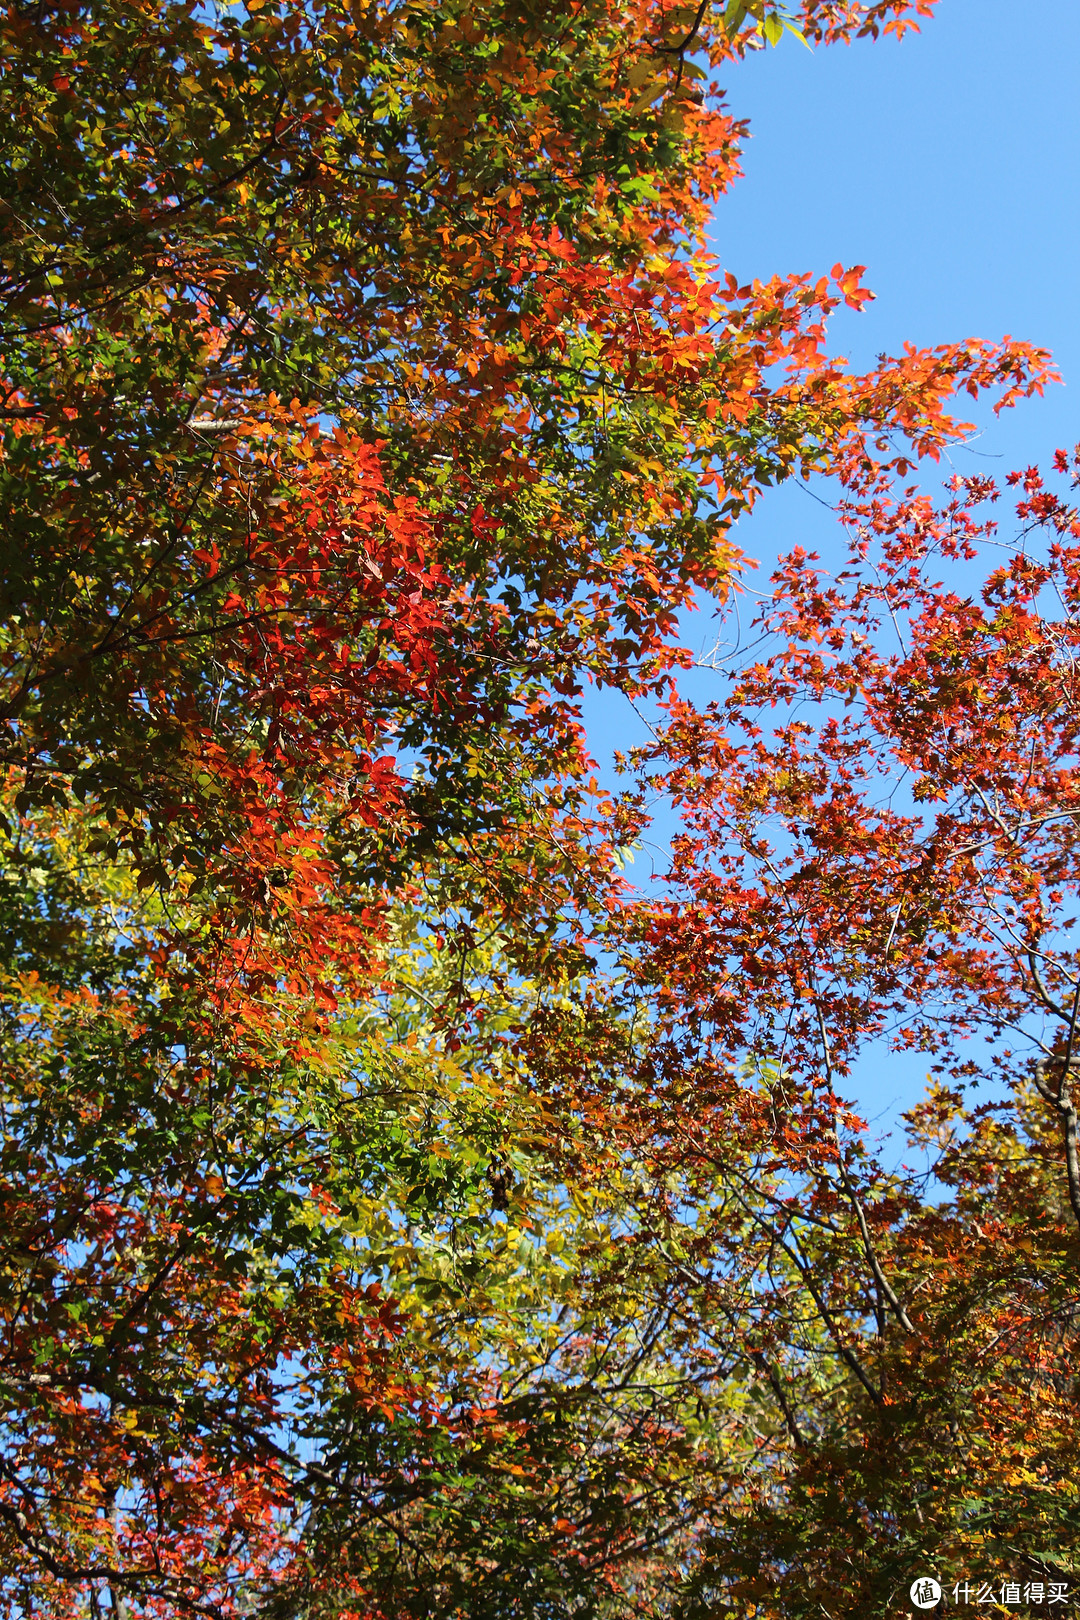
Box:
[0, 0, 1058, 1612]
[615, 447, 1080, 1615]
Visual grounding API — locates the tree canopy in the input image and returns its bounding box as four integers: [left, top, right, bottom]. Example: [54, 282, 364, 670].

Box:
[1, 0, 1076, 1615]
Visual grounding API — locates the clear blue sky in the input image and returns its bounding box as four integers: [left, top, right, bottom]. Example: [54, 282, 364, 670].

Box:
[716, 0, 1078, 423]
[581, 0, 1080, 1133]
[587, 0, 1080, 769]
[709, 0, 1079, 577]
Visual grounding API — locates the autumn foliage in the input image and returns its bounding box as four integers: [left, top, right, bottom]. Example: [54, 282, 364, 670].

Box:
[0, 0, 1076, 1614]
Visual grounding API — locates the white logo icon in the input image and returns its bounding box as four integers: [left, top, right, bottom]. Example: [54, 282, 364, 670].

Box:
[910, 1578, 942, 1610]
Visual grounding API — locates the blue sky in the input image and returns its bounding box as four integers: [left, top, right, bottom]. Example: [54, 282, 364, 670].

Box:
[586, 0, 1080, 788]
[624, 0, 1078, 693]
[586, 0, 1080, 772]
[581, 0, 1080, 1135]
[716, 0, 1078, 414]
